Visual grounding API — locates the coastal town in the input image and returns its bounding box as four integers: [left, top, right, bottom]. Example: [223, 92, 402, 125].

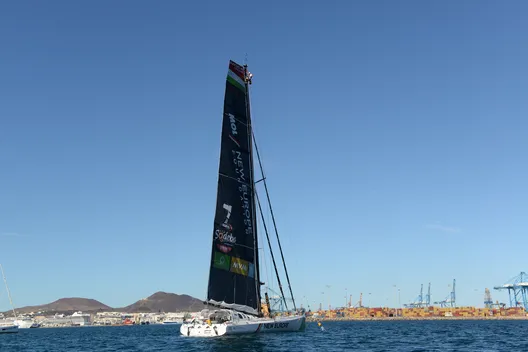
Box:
[0, 310, 195, 328]
[2, 304, 527, 330]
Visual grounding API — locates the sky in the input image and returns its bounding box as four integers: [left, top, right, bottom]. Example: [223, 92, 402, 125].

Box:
[1, 0, 527, 312]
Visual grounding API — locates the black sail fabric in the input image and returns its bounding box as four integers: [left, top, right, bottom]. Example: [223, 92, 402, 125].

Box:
[206, 60, 260, 315]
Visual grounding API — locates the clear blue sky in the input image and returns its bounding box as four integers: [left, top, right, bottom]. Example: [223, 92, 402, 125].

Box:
[1, 0, 527, 312]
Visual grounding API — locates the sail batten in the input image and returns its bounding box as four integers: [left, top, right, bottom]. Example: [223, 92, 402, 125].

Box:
[206, 60, 259, 315]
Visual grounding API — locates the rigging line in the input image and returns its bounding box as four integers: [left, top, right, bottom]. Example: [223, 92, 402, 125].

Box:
[257, 193, 271, 305]
[266, 200, 274, 295]
[256, 191, 272, 300]
[255, 190, 289, 311]
[252, 134, 297, 310]
[218, 173, 252, 186]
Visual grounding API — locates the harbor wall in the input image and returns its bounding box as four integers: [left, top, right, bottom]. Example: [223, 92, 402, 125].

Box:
[308, 306, 527, 320]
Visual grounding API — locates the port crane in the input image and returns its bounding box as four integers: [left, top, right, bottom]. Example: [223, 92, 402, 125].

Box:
[493, 272, 528, 311]
[404, 283, 429, 308]
[434, 279, 456, 308]
[484, 288, 493, 308]
[484, 288, 506, 309]
[352, 293, 363, 308]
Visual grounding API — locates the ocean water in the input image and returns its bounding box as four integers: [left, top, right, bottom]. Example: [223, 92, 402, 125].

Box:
[1, 320, 528, 351]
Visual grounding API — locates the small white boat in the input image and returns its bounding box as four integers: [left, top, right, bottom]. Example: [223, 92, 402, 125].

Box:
[162, 320, 182, 325]
[0, 324, 18, 334]
[14, 318, 39, 329]
[1, 265, 20, 333]
[180, 309, 305, 337]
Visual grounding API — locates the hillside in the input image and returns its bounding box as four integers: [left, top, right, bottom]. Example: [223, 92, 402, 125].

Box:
[4, 292, 205, 315]
[120, 292, 205, 313]
[11, 298, 111, 315]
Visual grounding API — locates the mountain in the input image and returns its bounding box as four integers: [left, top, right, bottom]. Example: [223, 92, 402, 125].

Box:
[120, 292, 206, 313]
[4, 292, 205, 315]
[11, 298, 111, 315]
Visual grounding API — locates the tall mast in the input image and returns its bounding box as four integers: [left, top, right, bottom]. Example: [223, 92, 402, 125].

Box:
[206, 60, 262, 316]
[1, 264, 18, 319]
[244, 64, 261, 314]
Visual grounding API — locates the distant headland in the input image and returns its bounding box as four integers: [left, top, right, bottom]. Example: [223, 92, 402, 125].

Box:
[2, 291, 206, 316]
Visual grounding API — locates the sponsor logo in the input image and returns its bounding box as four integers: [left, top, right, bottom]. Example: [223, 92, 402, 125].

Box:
[221, 203, 233, 231]
[230, 257, 249, 276]
[213, 252, 254, 277]
[213, 251, 231, 271]
[215, 203, 236, 252]
[263, 322, 289, 329]
[231, 153, 253, 238]
[214, 229, 236, 243]
[227, 117, 253, 241]
[216, 244, 232, 254]
[228, 114, 238, 136]
[227, 114, 240, 147]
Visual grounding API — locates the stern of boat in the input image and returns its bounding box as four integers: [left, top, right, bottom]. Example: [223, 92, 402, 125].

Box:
[180, 322, 227, 337]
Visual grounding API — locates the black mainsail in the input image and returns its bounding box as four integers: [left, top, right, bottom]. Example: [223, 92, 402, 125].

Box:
[206, 60, 260, 316]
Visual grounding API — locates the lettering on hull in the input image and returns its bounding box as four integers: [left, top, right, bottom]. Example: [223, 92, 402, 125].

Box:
[262, 322, 290, 329]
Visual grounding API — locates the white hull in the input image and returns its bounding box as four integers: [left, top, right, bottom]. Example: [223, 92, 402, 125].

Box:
[0, 325, 18, 334]
[180, 313, 306, 337]
[14, 319, 38, 329]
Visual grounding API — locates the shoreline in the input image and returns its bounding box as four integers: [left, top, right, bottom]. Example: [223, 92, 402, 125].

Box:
[308, 316, 528, 322]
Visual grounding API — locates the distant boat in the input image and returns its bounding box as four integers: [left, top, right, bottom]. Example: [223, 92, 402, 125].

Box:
[0, 264, 19, 334]
[180, 60, 305, 337]
[123, 318, 134, 326]
[14, 317, 40, 329]
[39, 311, 90, 327]
[0, 324, 18, 334]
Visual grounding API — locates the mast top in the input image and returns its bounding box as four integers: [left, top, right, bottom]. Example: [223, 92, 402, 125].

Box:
[246, 72, 253, 85]
[243, 64, 253, 85]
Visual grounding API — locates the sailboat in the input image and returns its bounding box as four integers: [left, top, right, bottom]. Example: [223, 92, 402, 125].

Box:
[180, 60, 306, 337]
[0, 265, 19, 334]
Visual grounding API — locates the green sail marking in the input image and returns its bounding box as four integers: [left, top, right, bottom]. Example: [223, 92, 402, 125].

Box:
[227, 71, 246, 92]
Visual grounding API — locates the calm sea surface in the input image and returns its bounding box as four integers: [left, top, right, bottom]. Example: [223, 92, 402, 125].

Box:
[1, 320, 528, 351]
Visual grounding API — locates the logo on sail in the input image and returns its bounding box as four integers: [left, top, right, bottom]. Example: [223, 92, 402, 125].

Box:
[214, 230, 236, 243]
[227, 113, 240, 148]
[221, 203, 233, 231]
[213, 251, 231, 271]
[230, 257, 249, 276]
[215, 203, 236, 253]
[216, 244, 232, 253]
[229, 258, 254, 278]
[213, 251, 254, 277]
